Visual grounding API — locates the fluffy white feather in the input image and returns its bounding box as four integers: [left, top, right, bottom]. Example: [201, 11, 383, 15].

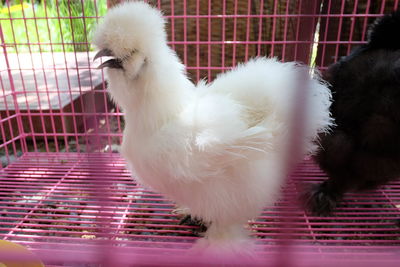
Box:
[93, 1, 333, 255]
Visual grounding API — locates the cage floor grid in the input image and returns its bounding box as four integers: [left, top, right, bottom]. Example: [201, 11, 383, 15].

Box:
[1, 152, 399, 264]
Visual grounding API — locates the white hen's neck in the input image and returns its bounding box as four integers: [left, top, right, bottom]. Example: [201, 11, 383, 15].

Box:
[124, 48, 192, 136]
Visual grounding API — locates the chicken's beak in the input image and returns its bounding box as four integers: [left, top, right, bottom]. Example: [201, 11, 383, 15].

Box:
[94, 49, 113, 61]
[97, 59, 123, 69]
[94, 49, 123, 69]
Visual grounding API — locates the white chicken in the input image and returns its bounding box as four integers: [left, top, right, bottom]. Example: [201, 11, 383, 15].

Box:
[93, 1, 332, 255]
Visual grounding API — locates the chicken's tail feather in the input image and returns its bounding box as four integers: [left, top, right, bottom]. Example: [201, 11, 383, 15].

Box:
[368, 10, 400, 49]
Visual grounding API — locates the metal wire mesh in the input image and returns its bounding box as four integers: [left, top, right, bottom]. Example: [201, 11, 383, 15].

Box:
[0, 0, 399, 265]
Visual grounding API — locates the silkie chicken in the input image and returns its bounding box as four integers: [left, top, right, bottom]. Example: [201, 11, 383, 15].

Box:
[304, 10, 400, 215]
[93, 1, 332, 254]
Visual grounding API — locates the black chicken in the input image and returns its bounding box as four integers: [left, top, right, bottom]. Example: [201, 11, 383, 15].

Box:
[305, 10, 400, 215]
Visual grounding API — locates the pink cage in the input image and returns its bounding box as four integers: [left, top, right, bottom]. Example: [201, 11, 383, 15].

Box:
[0, 0, 399, 266]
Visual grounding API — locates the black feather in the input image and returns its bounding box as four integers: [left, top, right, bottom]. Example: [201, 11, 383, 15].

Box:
[368, 10, 400, 50]
[304, 11, 400, 216]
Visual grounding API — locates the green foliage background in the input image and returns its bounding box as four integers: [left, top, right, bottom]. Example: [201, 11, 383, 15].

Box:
[0, 0, 107, 52]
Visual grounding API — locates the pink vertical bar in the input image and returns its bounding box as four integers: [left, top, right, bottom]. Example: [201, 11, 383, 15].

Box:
[221, 0, 226, 70]
[244, 0, 251, 61]
[53, 0, 82, 152]
[346, 0, 359, 55]
[333, 0, 346, 61]
[195, 0, 200, 81]
[118, 1, 124, 145]
[207, 0, 212, 79]
[170, 0, 175, 50]
[395, 0, 399, 10]
[99, 0, 118, 150]
[79, 0, 102, 151]
[257, 0, 265, 56]
[269, 0, 278, 57]
[293, 0, 302, 60]
[281, 0, 291, 61]
[361, 0, 371, 42]
[36, 0, 62, 151]
[379, 0, 386, 14]
[231, 0, 238, 66]
[63, 0, 91, 150]
[63, 0, 93, 151]
[183, 0, 188, 67]
[93, 0, 112, 151]
[105, 1, 120, 148]
[41, 0, 70, 152]
[276, 69, 310, 267]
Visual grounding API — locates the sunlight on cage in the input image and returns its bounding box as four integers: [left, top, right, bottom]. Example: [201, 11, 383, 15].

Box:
[0, 0, 400, 266]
